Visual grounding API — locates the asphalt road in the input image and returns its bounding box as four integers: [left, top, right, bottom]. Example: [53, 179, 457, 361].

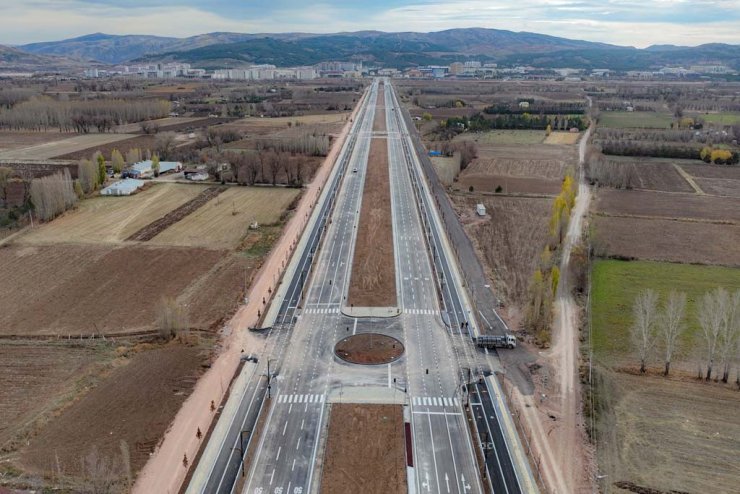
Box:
[190, 79, 524, 494]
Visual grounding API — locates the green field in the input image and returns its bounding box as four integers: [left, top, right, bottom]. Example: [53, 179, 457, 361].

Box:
[598, 111, 673, 129]
[591, 260, 740, 362]
[693, 112, 740, 125]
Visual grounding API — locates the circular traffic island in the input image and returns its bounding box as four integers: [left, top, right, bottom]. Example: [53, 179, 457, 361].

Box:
[334, 333, 404, 365]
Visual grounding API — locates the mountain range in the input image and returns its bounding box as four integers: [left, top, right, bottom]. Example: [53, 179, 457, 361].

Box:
[6, 29, 740, 72]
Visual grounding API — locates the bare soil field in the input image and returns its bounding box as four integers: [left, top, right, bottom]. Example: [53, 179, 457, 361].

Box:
[454, 130, 545, 146]
[452, 194, 552, 306]
[679, 163, 740, 180]
[455, 174, 561, 195]
[0, 131, 75, 151]
[319, 404, 406, 494]
[544, 131, 581, 145]
[19, 184, 206, 245]
[54, 134, 157, 160]
[693, 178, 740, 197]
[593, 215, 740, 265]
[150, 186, 299, 250]
[594, 189, 740, 222]
[334, 333, 403, 364]
[0, 343, 111, 452]
[348, 137, 396, 307]
[0, 134, 137, 160]
[223, 113, 349, 134]
[462, 153, 568, 179]
[0, 244, 250, 335]
[596, 371, 740, 494]
[21, 343, 209, 479]
[679, 163, 740, 197]
[599, 157, 694, 193]
[430, 154, 461, 185]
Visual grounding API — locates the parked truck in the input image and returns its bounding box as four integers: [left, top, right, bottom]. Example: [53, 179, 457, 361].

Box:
[473, 334, 517, 349]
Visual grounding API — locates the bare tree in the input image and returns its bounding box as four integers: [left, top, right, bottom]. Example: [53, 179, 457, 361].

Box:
[631, 289, 659, 373]
[658, 290, 686, 376]
[155, 131, 177, 160]
[30, 169, 78, 221]
[156, 297, 189, 340]
[81, 446, 120, 494]
[717, 290, 739, 383]
[0, 166, 13, 207]
[265, 150, 280, 186]
[697, 287, 728, 381]
[78, 159, 99, 194]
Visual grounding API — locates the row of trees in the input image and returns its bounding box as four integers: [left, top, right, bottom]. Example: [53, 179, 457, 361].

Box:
[446, 113, 588, 133]
[483, 102, 586, 115]
[254, 133, 330, 157]
[526, 172, 578, 341]
[700, 147, 739, 165]
[0, 96, 170, 132]
[227, 150, 311, 187]
[598, 140, 704, 160]
[631, 288, 740, 382]
[29, 169, 78, 221]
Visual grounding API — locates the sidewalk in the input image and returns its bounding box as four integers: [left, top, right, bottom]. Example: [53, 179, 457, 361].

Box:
[132, 100, 365, 494]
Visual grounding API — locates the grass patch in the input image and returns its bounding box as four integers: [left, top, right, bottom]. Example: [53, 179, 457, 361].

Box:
[693, 112, 740, 125]
[591, 260, 740, 362]
[242, 225, 282, 259]
[598, 111, 673, 129]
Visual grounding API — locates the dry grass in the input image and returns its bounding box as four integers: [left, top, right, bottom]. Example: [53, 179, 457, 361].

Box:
[596, 371, 740, 494]
[150, 186, 300, 249]
[593, 215, 740, 266]
[431, 154, 461, 185]
[112, 117, 205, 133]
[320, 404, 406, 494]
[0, 134, 137, 160]
[348, 137, 396, 307]
[0, 131, 74, 150]
[453, 194, 552, 306]
[454, 130, 544, 146]
[19, 184, 206, 245]
[544, 131, 581, 145]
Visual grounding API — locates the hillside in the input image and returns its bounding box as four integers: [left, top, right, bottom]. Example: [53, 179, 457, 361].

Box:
[0, 44, 90, 72]
[17, 29, 740, 70]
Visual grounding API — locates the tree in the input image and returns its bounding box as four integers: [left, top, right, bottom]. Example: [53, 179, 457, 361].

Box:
[157, 297, 188, 339]
[125, 148, 141, 165]
[545, 124, 552, 136]
[30, 169, 78, 221]
[0, 166, 13, 207]
[110, 149, 124, 174]
[631, 289, 658, 373]
[151, 154, 160, 177]
[658, 290, 686, 376]
[97, 153, 106, 185]
[697, 287, 728, 381]
[717, 290, 739, 383]
[155, 131, 177, 159]
[78, 159, 99, 194]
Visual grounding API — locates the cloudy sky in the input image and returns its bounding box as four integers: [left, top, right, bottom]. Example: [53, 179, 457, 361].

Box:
[2, 0, 739, 47]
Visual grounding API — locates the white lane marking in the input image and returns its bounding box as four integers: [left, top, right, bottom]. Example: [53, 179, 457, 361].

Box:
[292, 458, 296, 472]
[282, 421, 288, 436]
[269, 468, 275, 485]
[353, 318, 358, 335]
[388, 364, 392, 388]
[276, 446, 282, 461]
[301, 419, 305, 430]
[296, 437, 301, 450]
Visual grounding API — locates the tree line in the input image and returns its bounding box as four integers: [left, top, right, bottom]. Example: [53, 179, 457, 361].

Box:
[445, 113, 588, 133]
[631, 288, 740, 383]
[0, 96, 171, 132]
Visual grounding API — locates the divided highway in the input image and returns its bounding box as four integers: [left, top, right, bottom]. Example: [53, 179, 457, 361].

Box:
[187, 79, 530, 494]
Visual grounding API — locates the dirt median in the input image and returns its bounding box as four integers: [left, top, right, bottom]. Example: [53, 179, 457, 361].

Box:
[374, 84, 386, 132]
[347, 137, 397, 307]
[319, 404, 406, 494]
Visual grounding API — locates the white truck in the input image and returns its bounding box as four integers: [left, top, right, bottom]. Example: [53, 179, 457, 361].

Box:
[473, 334, 517, 349]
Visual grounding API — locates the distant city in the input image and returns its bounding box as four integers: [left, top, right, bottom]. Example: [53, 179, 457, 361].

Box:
[83, 59, 737, 82]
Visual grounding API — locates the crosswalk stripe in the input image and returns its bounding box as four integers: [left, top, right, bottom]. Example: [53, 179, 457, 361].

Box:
[320, 394, 325, 403]
[454, 397, 460, 406]
[444, 398, 451, 407]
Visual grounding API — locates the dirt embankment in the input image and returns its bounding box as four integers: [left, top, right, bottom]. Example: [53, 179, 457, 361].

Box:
[319, 404, 406, 494]
[126, 186, 226, 241]
[347, 137, 397, 307]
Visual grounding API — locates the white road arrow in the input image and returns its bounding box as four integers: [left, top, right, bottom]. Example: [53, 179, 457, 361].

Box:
[461, 474, 471, 492]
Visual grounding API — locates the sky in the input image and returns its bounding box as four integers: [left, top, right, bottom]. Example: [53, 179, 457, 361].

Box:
[1, 0, 739, 47]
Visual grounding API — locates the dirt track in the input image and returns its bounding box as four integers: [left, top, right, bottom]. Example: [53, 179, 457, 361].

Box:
[347, 137, 397, 307]
[319, 404, 406, 494]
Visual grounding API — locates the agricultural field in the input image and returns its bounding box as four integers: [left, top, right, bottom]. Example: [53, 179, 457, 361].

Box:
[679, 163, 740, 197]
[543, 131, 581, 145]
[593, 215, 740, 266]
[0, 243, 250, 335]
[593, 156, 695, 193]
[112, 116, 205, 133]
[0, 133, 137, 160]
[454, 129, 545, 145]
[19, 183, 205, 244]
[430, 154, 461, 185]
[594, 189, 740, 222]
[150, 186, 300, 249]
[598, 111, 673, 129]
[20, 343, 210, 481]
[453, 195, 552, 309]
[0, 131, 74, 151]
[595, 371, 740, 494]
[591, 260, 740, 362]
[53, 134, 157, 160]
[690, 112, 740, 125]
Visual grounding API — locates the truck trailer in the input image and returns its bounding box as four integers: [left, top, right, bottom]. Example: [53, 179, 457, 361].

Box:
[473, 334, 517, 349]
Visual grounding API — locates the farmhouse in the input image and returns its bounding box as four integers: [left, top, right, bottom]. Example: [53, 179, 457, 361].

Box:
[100, 178, 145, 196]
[133, 160, 183, 175]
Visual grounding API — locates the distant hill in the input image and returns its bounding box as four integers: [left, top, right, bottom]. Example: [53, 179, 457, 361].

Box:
[0, 44, 90, 72]
[17, 29, 740, 71]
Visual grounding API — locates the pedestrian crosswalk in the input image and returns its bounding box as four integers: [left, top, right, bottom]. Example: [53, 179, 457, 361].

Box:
[303, 307, 341, 314]
[411, 396, 460, 408]
[405, 308, 436, 315]
[277, 393, 325, 404]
